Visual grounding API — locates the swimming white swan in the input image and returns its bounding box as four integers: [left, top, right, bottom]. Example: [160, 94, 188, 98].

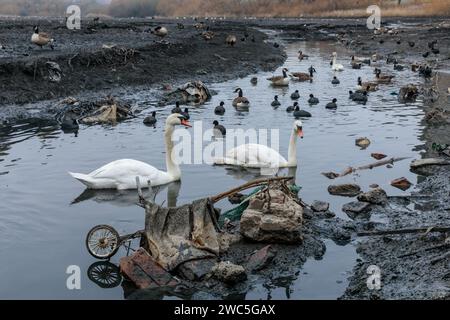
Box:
[214, 120, 303, 168]
[331, 52, 344, 71]
[69, 114, 191, 190]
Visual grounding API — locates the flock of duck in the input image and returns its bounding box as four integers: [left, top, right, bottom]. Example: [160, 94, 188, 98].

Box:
[64, 24, 438, 191]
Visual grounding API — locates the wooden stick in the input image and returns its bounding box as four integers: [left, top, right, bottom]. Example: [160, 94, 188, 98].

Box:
[358, 226, 450, 237]
[210, 176, 294, 203]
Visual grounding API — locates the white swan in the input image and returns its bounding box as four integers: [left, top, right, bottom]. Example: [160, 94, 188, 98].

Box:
[214, 120, 303, 168]
[331, 52, 344, 71]
[69, 114, 191, 190]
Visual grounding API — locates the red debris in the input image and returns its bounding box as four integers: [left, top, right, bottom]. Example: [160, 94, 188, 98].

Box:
[391, 177, 412, 191]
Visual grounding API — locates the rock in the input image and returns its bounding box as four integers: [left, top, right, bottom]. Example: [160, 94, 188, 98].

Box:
[391, 177, 412, 191]
[311, 200, 330, 212]
[212, 261, 247, 285]
[371, 153, 387, 160]
[357, 187, 387, 205]
[246, 245, 276, 272]
[355, 137, 371, 149]
[369, 184, 379, 188]
[343, 201, 372, 219]
[177, 259, 217, 281]
[328, 183, 361, 197]
[240, 188, 303, 244]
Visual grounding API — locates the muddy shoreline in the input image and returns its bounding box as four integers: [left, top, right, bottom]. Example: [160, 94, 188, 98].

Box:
[1, 16, 450, 299]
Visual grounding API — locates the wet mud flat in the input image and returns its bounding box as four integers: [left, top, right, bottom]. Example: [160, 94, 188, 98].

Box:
[0, 17, 285, 109]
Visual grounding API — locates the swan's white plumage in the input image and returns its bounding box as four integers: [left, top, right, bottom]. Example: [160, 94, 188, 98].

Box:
[331, 52, 344, 71]
[216, 144, 288, 168]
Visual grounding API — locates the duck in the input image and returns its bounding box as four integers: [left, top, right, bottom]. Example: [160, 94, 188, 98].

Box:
[151, 26, 168, 38]
[181, 108, 190, 120]
[423, 51, 430, 58]
[271, 95, 281, 107]
[349, 90, 368, 103]
[308, 94, 319, 104]
[232, 88, 250, 109]
[61, 118, 79, 132]
[356, 77, 378, 91]
[293, 105, 311, 118]
[213, 120, 304, 168]
[374, 68, 394, 83]
[325, 98, 338, 109]
[143, 111, 157, 125]
[298, 50, 309, 60]
[408, 41, 415, 48]
[226, 35, 237, 47]
[69, 114, 191, 190]
[290, 90, 300, 100]
[214, 101, 225, 115]
[330, 52, 344, 71]
[31, 26, 55, 50]
[331, 76, 340, 84]
[267, 68, 290, 86]
[250, 77, 258, 85]
[286, 101, 298, 112]
[213, 120, 226, 137]
[290, 67, 314, 82]
[351, 62, 362, 69]
[171, 101, 182, 114]
[386, 56, 398, 64]
[393, 63, 405, 71]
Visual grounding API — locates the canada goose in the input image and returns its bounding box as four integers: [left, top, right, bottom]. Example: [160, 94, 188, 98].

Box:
[181, 108, 190, 120]
[271, 95, 281, 107]
[286, 102, 298, 112]
[143, 111, 157, 125]
[351, 55, 370, 65]
[151, 26, 168, 38]
[250, 77, 258, 85]
[267, 68, 290, 86]
[375, 68, 394, 83]
[171, 101, 182, 114]
[394, 63, 405, 71]
[331, 76, 340, 85]
[226, 35, 237, 47]
[290, 90, 300, 100]
[290, 67, 314, 82]
[331, 52, 344, 71]
[298, 51, 309, 60]
[357, 77, 378, 91]
[213, 120, 226, 137]
[293, 105, 311, 118]
[31, 26, 54, 50]
[325, 98, 338, 109]
[214, 101, 225, 115]
[349, 90, 368, 103]
[308, 94, 319, 104]
[202, 31, 214, 41]
[232, 88, 250, 109]
[432, 47, 440, 55]
[351, 62, 362, 69]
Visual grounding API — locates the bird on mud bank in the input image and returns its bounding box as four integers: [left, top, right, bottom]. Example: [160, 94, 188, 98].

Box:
[31, 26, 55, 50]
[151, 26, 168, 39]
[226, 35, 237, 47]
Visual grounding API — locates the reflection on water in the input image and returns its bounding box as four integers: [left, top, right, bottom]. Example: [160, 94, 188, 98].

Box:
[0, 40, 432, 299]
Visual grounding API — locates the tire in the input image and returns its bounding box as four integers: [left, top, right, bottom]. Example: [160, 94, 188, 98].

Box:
[85, 225, 120, 259]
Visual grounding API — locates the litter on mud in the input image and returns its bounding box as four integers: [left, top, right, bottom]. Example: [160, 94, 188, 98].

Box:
[85, 176, 304, 291]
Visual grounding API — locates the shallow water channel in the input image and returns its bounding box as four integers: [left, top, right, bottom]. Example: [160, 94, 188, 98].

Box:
[0, 38, 426, 299]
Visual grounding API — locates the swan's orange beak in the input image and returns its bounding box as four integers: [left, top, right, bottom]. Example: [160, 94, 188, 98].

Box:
[181, 119, 191, 127]
[297, 127, 304, 138]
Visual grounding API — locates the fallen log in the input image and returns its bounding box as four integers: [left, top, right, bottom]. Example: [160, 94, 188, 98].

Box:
[322, 157, 411, 179]
[410, 158, 450, 169]
[358, 226, 450, 237]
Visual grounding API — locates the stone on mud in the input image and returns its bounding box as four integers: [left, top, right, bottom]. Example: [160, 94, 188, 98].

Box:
[177, 259, 217, 281]
[311, 200, 330, 212]
[212, 261, 247, 285]
[342, 201, 372, 219]
[246, 245, 276, 272]
[328, 184, 361, 197]
[240, 188, 303, 244]
[357, 187, 388, 205]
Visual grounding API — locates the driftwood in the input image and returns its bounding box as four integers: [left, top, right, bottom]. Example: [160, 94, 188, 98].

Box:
[210, 176, 294, 203]
[410, 158, 450, 169]
[358, 226, 450, 237]
[322, 157, 410, 179]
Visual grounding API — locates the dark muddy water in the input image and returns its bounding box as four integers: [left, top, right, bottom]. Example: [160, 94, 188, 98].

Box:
[0, 40, 426, 299]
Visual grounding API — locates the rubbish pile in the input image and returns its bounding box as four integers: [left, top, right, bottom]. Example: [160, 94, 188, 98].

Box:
[118, 177, 304, 292]
[162, 81, 212, 105]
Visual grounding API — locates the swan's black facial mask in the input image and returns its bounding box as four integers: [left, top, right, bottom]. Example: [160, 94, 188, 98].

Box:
[178, 116, 191, 128]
